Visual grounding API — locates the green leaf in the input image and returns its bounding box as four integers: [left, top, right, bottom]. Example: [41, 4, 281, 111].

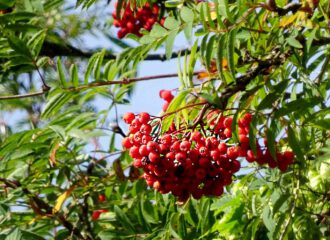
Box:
[93, 49, 106, 81]
[150, 24, 167, 38]
[266, 126, 277, 160]
[84, 52, 98, 84]
[165, 30, 178, 60]
[0, 12, 36, 22]
[309, 118, 330, 130]
[205, 3, 215, 29]
[180, 6, 194, 22]
[5, 228, 22, 240]
[41, 92, 74, 119]
[7, 36, 31, 59]
[286, 37, 303, 48]
[249, 115, 258, 155]
[165, 0, 183, 8]
[0, 0, 14, 9]
[114, 206, 135, 233]
[188, 40, 198, 82]
[217, 0, 232, 22]
[205, 35, 216, 71]
[262, 206, 275, 233]
[70, 64, 79, 87]
[164, 16, 179, 30]
[274, 97, 322, 118]
[216, 34, 226, 83]
[27, 30, 46, 57]
[161, 90, 188, 133]
[57, 58, 68, 88]
[227, 29, 236, 78]
[288, 126, 304, 161]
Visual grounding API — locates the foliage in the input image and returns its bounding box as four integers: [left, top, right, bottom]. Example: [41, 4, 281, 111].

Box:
[0, 0, 329, 239]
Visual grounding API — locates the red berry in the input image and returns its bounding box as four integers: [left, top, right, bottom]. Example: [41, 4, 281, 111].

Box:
[159, 90, 174, 102]
[218, 142, 227, 154]
[92, 211, 101, 220]
[180, 140, 191, 151]
[133, 158, 143, 168]
[210, 150, 220, 161]
[122, 137, 132, 149]
[129, 146, 141, 158]
[283, 151, 294, 165]
[198, 157, 210, 168]
[98, 194, 106, 203]
[198, 146, 209, 157]
[195, 168, 206, 179]
[239, 134, 250, 148]
[148, 152, 160, 163]
[123, 112, 135, 124]
[162, 101, 170, 112]
[231, 160, 241, 173]
[191, 131, 202, 142]
[140, 124, 152, 135]
[224, 117, 233, 128]
[139, 145, 149, 156]
[153, 180, 161, 190]
[138, 112, 150, 124]
[227, 146, 238, 159]
[161, 134, 172, 145]
[170, 141, 181, 152]
[175, 152, 187, 162]
[147, 141, 160, 153]
[224, 128, 232, 138]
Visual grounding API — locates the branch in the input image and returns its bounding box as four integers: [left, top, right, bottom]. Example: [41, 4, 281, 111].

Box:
[40, 41, 192, 61]
[0, 90, 47, 100]
[219, 48, 291, 106]
[0, 72, 202, 100]
[260, 2, 305, 16]
[64, 72, 202, 92]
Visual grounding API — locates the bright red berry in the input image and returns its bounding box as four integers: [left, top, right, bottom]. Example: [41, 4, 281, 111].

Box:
[123, 112, 135, 124]
[98, 194, 106, 203]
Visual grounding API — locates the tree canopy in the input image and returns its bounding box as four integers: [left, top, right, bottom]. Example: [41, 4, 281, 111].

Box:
[0, 0, 329, 239]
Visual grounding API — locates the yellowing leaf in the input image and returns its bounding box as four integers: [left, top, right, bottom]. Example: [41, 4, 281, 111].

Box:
[53, 185, 76, 214]
[49, 143, 60, 167]
[197, 71, 210, 80]
[210, 11, 217, 21]
[279, 14, 298, 28]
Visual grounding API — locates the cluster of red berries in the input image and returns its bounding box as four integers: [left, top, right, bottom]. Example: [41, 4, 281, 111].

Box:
[122, 108, 295, 200]
[207, 110, 294, 171]
[112, 2, 162, 39]
[91, 194, 107, 220]
[159, 89, 174, 111]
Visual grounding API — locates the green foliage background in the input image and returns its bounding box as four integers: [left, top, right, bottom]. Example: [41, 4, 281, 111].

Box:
[0, 0, 329, 239]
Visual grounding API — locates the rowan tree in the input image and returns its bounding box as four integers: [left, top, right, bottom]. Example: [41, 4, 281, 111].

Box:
[0, 0, 329, 239]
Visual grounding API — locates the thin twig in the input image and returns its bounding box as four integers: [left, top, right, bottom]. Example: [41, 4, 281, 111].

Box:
[0, 90, 47, 100]
[64, 72, 202, 92]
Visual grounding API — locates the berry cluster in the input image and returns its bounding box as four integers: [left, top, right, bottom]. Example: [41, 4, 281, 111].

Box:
[159, 89, 174, 111]
[121, 107, 294, 200]
[121, 110, 294, 201]
[112, 2, 161, 39]
[207, 110, 294, 171]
